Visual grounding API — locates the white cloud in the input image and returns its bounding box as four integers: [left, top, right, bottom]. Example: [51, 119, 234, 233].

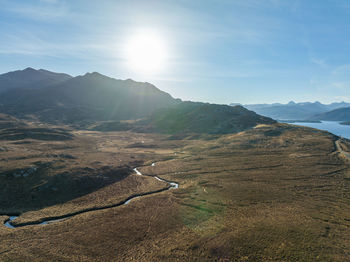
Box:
[330, 81, 350, 90]
[310, 57, 328, 68]
[1, 0, 69, 21]
[39, 0, 59, 3]
[331, 64, 350, 76]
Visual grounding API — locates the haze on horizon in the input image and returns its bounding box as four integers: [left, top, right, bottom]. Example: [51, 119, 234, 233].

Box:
[1, 0, 350, 104]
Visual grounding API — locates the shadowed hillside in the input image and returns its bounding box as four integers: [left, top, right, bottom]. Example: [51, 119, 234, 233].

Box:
[0, 71, 178, 124]
[0, 113, 26, 129]
[0, 69, 276, 135]
[0, 67, 72, 93]
[0, 127, 73, 141]
[143, 102, 276, 134]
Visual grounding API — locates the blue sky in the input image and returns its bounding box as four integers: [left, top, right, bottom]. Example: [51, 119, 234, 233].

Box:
[1, 0, 350, 104]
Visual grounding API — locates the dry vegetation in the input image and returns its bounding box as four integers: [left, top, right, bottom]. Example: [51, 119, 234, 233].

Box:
[1, 122, 350, 261]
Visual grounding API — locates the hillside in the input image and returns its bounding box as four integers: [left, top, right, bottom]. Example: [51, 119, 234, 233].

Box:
[143, 102, 276, 134]
[0, 67, 72, 93]
[0, 113, 26, 129]
[311, 106, 350, 121]
[236, 101, 350, 120]
[1, 123, 350, 261]
[0, 71, 178, 124]
[0, 68, 277, 134]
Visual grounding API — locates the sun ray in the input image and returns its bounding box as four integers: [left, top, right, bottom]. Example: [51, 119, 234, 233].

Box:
[124, 30, 167, 74]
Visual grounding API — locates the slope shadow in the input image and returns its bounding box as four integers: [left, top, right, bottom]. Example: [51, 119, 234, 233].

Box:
[0, 164, 132, 215]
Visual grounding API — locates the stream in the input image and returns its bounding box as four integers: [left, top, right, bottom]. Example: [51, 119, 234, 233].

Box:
[3, 163, 178, 229]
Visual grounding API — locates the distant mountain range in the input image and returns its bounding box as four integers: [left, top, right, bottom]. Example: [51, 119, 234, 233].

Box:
[310, 107, 350, 121]
[231, 101, 350, 121]
[0, 68, 274, 134]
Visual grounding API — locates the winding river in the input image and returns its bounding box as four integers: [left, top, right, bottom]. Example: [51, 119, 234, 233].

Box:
[3, 163, 178, 229]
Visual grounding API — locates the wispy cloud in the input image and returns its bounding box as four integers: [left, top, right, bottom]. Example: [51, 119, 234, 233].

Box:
[0, 31, 126, 61]
[0, 0, 69, 21]
[310, 57, 328, 68]
[331, 64, 350, 76]
[330, 81, 350, 90]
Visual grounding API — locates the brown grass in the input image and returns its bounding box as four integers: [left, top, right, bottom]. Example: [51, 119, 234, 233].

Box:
[0, 123, 350, 261]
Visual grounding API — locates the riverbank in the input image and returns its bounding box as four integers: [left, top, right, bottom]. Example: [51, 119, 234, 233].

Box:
[3, 165, 178, 228]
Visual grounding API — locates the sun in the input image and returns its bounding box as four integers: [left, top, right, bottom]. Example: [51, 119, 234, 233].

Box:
[125, 30, 167, 74]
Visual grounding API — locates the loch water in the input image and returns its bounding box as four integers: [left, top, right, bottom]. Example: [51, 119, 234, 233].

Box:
[290, 121, 350, 139]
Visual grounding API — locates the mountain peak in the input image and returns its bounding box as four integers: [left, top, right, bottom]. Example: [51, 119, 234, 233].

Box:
[0, 69, 178, 124]
[0, 68, 72, 93]
[81, 72, 109, 80]
[88, 71, 102, 76]
[23, 67, 36, 72]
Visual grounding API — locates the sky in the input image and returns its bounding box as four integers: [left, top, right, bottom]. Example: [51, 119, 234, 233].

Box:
[1, 0, 350, 104]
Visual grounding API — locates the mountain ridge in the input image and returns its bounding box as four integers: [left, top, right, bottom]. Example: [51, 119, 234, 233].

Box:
[310, 106, 350, 121]
[232, 101, 350, 120]
[0, 68, 178, 124]
[0, 67, 72, 93]
[139, 102, 276, 134]
[0, 68, 276, 134]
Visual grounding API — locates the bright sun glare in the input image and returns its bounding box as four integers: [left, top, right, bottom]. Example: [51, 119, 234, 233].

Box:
[125, 30, 167, 74]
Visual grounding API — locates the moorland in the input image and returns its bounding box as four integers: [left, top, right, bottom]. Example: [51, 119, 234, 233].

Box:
[0, 69, 350, 261]
[0, 117, 350, 261]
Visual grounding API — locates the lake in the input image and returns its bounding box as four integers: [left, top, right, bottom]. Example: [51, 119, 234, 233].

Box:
[290, 121, 350, 139]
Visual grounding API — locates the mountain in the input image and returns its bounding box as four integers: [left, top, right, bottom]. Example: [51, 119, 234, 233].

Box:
[0, 67, 72, 92]
[0, 71, 178, 124]
[0, 68, 276, 134]
[311, 106, 350, 121]
[233, 101, 350, 120]
[141, 102, 276, 134]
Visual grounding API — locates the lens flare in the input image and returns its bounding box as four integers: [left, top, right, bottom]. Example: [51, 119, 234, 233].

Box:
[125, 30, 167, 74]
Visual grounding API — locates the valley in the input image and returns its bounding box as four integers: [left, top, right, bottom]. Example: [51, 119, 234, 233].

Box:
[0, 69, 350, 261]
[2, 1, 350, 260]
[1, 120, 350, 261]
[0, 0, 350, 262]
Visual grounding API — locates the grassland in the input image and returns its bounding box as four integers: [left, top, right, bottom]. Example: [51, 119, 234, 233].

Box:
[0, 122, 350, 261]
